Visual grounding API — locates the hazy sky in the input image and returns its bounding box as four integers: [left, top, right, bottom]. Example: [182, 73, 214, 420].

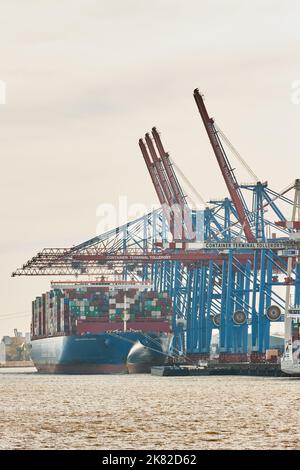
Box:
[1, 0, 300, 338]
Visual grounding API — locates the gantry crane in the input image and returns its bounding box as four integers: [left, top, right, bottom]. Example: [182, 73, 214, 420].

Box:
[12, 89, 300, 363]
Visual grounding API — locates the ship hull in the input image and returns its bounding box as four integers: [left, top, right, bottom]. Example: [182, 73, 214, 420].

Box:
[281, 362, 300, 376]
[35, 363, 127, 374]
[281, 340, 300, 376]
[127, 336, 171, 374]
[31, 332, 171, 374]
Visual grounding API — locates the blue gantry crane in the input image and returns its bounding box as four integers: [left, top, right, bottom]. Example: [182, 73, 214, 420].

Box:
[12, 89, 300, 364]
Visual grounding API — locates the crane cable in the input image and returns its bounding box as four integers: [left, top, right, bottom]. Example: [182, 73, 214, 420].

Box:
[263, 181, 299, 210]
[0, 311, 30, 319]
[169, 124, 259, 207]
[169, 158, 207, 208]
[214, 123, 260, 183]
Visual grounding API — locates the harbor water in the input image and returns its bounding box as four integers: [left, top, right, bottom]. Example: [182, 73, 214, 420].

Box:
[1, 368, 300, 450]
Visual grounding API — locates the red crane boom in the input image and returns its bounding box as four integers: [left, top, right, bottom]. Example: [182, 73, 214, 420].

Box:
[145, 133, 174, 206]
[141, 129, 196, 241]
[151, 127, 186, 207]
[138, 138, 166, 206]
[193, 88, 256, 242]
[151, 128, 194, 240]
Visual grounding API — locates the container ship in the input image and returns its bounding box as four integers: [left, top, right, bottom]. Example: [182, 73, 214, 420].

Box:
[30, 281, 173, 374]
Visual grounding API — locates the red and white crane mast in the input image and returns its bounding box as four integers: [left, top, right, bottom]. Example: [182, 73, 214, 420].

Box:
[193, 88, 256, 243]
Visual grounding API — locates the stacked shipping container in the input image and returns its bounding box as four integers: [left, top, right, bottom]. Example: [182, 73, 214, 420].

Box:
[31, 287, 172, 338]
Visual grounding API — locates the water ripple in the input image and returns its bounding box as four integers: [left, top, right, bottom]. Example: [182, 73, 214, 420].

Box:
[1, 368, 300, 449]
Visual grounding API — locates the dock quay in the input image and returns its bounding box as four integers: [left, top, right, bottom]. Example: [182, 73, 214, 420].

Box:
[151, 362, 291, 377]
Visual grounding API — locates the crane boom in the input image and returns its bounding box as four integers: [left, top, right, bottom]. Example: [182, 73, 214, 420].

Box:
[145, 133, 174, 206]
[151, 127, 195, 240]
[193, 88, 256, 242]
[151, 127, 186, 206]
[138, 139, 166, 205]
[141, 129, 197, 241]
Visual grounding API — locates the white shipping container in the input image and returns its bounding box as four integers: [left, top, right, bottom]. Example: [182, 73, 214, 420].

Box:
[151, 311, 161, 318]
